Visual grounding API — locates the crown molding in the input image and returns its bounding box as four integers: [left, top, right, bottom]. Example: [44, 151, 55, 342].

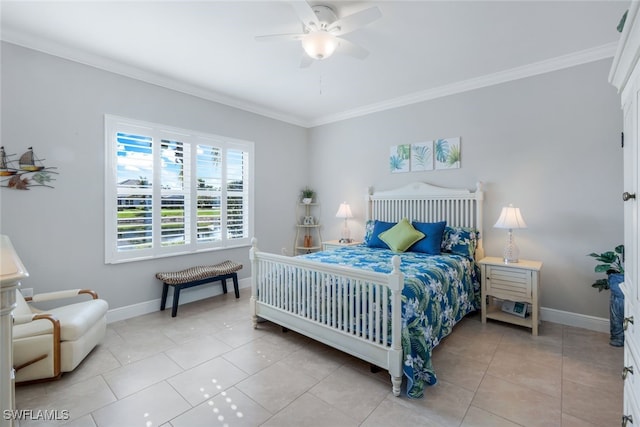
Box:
[1, 26, 617, 129]
[310, 42, 618, 127]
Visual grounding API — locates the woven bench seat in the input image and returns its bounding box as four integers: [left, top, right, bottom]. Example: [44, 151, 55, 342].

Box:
[156, 260, 242, 317]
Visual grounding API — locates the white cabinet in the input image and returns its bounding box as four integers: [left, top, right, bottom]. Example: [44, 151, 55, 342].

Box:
[322, 240, 362, 251]
[610, 3, 640, 423]
[294, 203, 323, 255]
[478, 257, 542, 335]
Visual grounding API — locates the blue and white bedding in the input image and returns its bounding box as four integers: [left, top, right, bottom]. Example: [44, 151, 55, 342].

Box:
[301, 244, 481, 398]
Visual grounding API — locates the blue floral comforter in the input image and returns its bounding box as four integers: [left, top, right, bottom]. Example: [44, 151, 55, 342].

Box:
[301, 245, 480, 398]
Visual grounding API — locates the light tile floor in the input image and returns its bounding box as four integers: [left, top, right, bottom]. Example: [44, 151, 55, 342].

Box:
[14, 288, 623, 427]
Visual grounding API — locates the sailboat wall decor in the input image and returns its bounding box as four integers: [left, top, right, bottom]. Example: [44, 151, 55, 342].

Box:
[1, 146, 57, 190]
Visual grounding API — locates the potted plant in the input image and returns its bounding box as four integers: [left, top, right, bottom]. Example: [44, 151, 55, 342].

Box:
[300, 186, 315, 204]
[588, 244, 625, 346]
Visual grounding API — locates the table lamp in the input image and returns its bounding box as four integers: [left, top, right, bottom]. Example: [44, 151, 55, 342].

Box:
[493, 204, 527, 263]
[335, 202, 353, 243]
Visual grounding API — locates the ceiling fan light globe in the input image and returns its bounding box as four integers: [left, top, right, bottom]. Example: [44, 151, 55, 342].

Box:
[302, 31, 338, 60]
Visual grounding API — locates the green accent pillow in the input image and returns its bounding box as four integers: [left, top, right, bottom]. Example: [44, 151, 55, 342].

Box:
[379, 218, 425, 252]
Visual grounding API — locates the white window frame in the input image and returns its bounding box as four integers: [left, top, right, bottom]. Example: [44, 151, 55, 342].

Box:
[104, 115, 254, 264]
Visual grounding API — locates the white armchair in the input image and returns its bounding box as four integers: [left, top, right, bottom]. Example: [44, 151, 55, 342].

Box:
[13, 288, 108, 384]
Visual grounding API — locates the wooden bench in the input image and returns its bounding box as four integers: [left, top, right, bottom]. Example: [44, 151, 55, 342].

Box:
[156, 260, 242, 317]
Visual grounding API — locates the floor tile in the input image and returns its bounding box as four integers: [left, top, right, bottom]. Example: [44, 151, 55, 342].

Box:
[264, 393, 359, 427]
[167, 356, 249, 406]
[102, 353, 182, 399]
[222, 336, 299, 375]
[460, 405, 521, 427]
[309, 365, 391, 423]
[431, 347, 489, 392]
[404, 379, 475, 426]
[487, 350, 562, 398]
[164, 333, 232, 369]
[16, 376, 116, 427]
[169, 387, 272, 427]
[472, 374, 561, 427]
[235, 359, 319, 413]
[91, 381, 190, 427]
[562, 377, 623, 427]
[360, 395, 442, 427]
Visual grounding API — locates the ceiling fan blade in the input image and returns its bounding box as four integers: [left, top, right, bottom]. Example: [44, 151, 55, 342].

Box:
[337, 38, 369, 60]
[300, 55, 314, 68]
[255, 33, 305, 42]
[329, 6, 381, 36]
[290, 1, 319, 29]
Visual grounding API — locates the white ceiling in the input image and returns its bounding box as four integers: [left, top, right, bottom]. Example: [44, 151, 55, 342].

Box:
[0, 1, 628, 127]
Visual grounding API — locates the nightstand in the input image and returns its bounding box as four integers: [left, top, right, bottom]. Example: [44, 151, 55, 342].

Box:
[478, 257, 543, 335]
[322, 240, 362, 251]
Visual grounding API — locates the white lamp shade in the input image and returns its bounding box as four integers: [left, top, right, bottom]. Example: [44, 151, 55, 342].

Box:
[302, 31, 338, 60]
[493, 205, 527, 229]
[335, 202, 353, 219]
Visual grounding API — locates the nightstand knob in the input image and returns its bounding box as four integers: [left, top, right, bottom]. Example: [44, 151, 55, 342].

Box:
[623, 366, 634, 380]
[622, 415, 633, 426]
[624, 316, 635, 331]
[623, 192, 636, 201]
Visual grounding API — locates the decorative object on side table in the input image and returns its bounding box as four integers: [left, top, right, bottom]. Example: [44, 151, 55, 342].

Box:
[300, 186, 315, 204]
[0, 146, 58, 190]
[493, 204, 527, 263]
[588, 245, 625, 347]
[335, 202, 353, 243]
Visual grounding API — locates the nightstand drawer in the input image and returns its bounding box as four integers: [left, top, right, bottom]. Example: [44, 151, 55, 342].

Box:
[485, 265, 532, 300]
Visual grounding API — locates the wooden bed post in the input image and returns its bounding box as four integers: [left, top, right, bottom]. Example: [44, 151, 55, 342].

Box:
[388, 255, 404, 397]
[249, 237, 259, 329]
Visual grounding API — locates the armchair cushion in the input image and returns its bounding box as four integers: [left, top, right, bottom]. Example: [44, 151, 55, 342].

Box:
[48, 300, 108, 341]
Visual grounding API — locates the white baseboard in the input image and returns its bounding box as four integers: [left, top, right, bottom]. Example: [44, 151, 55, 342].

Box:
[106, 278, 251, 323]
[107, 280, 609, 334]
[540, 306, 609, 333]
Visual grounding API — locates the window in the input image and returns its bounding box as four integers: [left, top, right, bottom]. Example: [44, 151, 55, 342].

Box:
[104, 115, 254, 263]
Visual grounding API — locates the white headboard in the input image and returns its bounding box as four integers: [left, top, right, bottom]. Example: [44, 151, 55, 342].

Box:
[366, 182, 484, 259]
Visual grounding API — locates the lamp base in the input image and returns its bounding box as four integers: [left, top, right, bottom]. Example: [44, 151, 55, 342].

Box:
[503, 230, 520, 263]
[340, 221, 351, 244]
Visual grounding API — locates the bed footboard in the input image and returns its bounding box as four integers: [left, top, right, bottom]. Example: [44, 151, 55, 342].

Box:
[249, 238, 404, 396]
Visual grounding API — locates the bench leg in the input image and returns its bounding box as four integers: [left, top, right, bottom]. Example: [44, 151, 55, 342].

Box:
[160, 283, 169, 311]
[221, 278, 228, 294]
[172, 285, 182, 317]
[232, 273, 239, 298]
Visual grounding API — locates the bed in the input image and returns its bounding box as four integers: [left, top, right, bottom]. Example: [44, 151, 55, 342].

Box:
[249, 181, 484, 398]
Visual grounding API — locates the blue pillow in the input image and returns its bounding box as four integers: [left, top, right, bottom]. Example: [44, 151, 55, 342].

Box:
[366, 220, 396, 249]
[363, 220, 376, 245]
[409, 221, 446, 254]
[441, 226, 480, 258]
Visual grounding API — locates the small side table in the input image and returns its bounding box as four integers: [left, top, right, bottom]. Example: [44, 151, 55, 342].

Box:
[478, 257, 543, 335]
[322, 240, 362, 251]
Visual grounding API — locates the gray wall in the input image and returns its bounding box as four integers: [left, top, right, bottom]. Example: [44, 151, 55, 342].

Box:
[0, 42, 307, 310]
[1, 42, 624, 320]
[308, 59, 623, 319]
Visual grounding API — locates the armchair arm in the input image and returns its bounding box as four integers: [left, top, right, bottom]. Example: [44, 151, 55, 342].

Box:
[13, 313, 61, 377]
[29, 289, 99, 303]
[13, 313, 39, 325]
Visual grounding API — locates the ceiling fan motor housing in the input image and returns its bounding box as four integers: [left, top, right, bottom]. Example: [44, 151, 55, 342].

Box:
[309, 5, 338, 31]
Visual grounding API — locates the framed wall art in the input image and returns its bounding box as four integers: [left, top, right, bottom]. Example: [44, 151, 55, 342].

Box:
[434, 137, 461, 170]
[410, 141, 434, 172]
[389, 144, 410, 173]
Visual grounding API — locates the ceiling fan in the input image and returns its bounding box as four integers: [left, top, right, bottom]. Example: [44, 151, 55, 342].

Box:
[255, 1, 382, 68]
